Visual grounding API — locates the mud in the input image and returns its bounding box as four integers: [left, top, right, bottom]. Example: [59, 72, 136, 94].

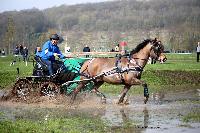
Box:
[0, 86, 200, 133]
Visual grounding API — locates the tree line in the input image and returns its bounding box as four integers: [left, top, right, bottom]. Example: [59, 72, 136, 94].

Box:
[0, 0, 200, 54]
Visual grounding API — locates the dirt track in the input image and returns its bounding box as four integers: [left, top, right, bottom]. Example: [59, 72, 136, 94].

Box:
[0, 86, 200, 133]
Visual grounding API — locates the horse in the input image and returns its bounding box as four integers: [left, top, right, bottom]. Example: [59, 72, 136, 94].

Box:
[71, 38, 164, 104]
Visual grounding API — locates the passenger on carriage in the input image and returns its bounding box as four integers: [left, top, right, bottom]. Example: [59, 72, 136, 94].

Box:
[38, 34, 66, 76]
[35, 47, 41, 56]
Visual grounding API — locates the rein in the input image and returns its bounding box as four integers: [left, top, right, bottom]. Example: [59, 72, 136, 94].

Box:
[132, 57, 149, 61]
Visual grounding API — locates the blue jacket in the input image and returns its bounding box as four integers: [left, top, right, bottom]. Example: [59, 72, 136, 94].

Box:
[40, 40, 65, 61]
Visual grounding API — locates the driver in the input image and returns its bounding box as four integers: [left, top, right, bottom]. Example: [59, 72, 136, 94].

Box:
[39, 34, 65, 76]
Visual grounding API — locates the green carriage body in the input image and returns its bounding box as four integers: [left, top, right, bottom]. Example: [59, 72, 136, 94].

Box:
[62, 58, 94, 94]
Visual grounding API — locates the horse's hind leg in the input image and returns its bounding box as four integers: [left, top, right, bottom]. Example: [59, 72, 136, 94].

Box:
[70, 82, 84, 104]
[118, 85, 131, 104]
[92, 81, 106, 103]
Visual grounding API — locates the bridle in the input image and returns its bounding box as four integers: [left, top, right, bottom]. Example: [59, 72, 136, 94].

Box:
[128, 40, 163, 68]
[150, 40, 163, 60]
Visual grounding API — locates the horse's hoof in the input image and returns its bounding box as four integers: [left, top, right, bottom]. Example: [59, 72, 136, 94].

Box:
[101, 98, 106, 104]
[123, 100, 130, 105]
[123, 96, 129, 105]
[113, 99, 118, 104]
[117, 102, 123, 105]
[144, 96, 149, 104]
[101, 100, 106, 104]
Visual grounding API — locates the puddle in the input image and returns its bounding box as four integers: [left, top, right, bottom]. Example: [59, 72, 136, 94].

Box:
[0, 86, 200, 133]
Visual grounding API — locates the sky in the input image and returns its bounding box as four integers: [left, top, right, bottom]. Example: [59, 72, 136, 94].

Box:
[1, 0, 113, 13]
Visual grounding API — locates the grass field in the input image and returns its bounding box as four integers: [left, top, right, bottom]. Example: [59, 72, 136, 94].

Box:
[0, 53, 200, 90]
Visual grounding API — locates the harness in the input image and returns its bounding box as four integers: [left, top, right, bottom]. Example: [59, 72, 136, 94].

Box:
[115, 54, 144, 83]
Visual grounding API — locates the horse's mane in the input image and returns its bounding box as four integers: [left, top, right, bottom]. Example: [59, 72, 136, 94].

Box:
[130, 39, 151, 55]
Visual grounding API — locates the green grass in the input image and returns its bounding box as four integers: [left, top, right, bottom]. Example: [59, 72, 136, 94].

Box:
[182, 111, 200, 123]
[145, 53, 199, 71]
[0, 54, 200, 89]
[0, 55, 33, 88]
[0, 116, 108, 133]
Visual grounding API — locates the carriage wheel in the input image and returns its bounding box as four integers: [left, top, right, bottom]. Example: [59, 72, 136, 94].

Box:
[40, 82, 59, 97]
[12, 78, 31, 100]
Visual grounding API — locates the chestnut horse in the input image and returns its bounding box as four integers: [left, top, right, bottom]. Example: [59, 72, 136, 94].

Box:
[71, 38, 164, 104]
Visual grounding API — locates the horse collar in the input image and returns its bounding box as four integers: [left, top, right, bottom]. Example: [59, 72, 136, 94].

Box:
[130, 58, 137, 64]
[130, 58, 144, 69]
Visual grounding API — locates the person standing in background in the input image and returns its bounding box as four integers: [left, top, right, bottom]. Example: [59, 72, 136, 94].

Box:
[1, 49, 5, 56]
[35, 47, 42, 56]
[83, 45, 90, 58]
[114, 44, 119, 52]
[114, 44, 120, 57]
[196, 42, 200, 62]
[119, 41, 127, 55]
[19, 44, 24, 55]
[10, 46, 20, 66]
[23, 46, 28, 62]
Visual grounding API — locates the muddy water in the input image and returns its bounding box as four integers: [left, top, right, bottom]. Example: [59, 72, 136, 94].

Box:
[0, 86, 200, 133]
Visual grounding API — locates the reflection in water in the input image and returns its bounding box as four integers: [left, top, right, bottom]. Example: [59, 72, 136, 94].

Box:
[143, 107, 149, 128]
[102, 106, 150, 132]
[120, 107, 149, 128]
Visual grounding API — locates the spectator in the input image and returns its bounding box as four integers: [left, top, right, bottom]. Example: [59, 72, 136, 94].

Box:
[35, 47, 42, 56]
[14, 46, 19, 55]
[23, 46, 28, 62]
[10, 46, 20, 66]
[114, 44, 120, 56]
[19, 44, 24, 55]
[83, 45, 90, 58]
[197, 42, 200, 62]
[1, 49, 5, 56]
[114, 44, 119, 52]
[120, 41, 127, 55]
[110, 48, 115, 52]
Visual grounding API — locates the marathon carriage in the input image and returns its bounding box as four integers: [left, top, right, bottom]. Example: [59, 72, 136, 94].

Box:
[11, 57, 91, 99]
[8, 38, 165, 104]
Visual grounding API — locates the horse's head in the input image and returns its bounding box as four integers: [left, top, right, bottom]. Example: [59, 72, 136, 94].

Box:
[149, 38, 164, 61]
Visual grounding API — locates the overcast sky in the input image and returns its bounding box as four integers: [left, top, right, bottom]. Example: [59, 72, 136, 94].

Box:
[1, 0, 113, 13]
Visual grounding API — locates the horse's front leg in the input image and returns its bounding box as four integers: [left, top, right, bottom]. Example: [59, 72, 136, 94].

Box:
[143, 83, 149, 104]
[132, 78, 149, 104]
[118, 85, 131, 104]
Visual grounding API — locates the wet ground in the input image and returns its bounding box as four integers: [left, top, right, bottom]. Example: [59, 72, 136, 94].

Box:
[0, 86, 200, 133]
